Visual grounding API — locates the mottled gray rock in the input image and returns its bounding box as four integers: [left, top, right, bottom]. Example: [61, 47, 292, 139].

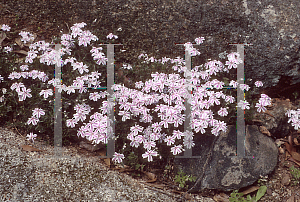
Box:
[3, 0, 299, 98]
[174, 125, 278, 192]
[85, 0, 300, 99]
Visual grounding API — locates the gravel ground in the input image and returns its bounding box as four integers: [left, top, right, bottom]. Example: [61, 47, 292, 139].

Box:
[0, 126, 176, 201]
[0, 127, 215, 202]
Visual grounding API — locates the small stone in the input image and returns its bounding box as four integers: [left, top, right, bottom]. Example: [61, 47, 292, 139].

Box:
[281, 173, 291, 186]
[267, 188, 272, 195]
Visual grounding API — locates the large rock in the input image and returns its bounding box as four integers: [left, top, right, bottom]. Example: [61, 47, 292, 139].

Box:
[99, 0, 300, 100]
[2, 0, 299, 98]
[174, 125, 278, 192]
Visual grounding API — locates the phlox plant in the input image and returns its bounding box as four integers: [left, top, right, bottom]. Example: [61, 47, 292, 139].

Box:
[1, 23, 299, 168]
[108, 47, 271, 164]
[0, 22, 115, 145]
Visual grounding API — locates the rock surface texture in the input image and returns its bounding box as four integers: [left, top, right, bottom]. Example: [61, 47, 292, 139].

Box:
[1, 0, 299, 97]
[174, 125, 278, 192]
[0, 127, 182, 201]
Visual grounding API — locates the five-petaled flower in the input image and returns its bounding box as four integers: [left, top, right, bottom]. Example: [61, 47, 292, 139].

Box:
[26, 132, 37, 142]
[32, 108, 45, 119]
[142, 150, 158, 162]
[195, 37, 205, 45]
[218, 107, 228, 117]
[237, 100, 250, 110]
[1, 24, 11, 31]
[171, 145, 184, 155]
[255, 101, 267, 113]
[164, 135, 175, 146]
[183, 137, 195, 149]
[112, 152, 125, 163]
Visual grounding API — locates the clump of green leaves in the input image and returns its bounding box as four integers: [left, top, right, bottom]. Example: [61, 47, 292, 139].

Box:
[174, 169, 196, 189]
[126, 152, 146, 172]
[289, 165, 300, 186]
[229, 186, 267, 202]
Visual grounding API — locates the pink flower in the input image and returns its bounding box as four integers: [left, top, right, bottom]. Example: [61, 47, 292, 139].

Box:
[112, 152, 125, 163]
[32, 108, 45, 119]
[195, 37, 205, 44]
[227, 52, 242, 64]
[18, 87, 32, 101]
[285, 109, 294, 118]
[239, 84, 250, 91]
[66, 119, 77, 128]
[258, 94, 271, 106]
[26, 132, 37, 142]
[255, 101, 267, 113]
[135, 81, 144, 89]
[74, 112, 87, 122]
[106, 33, 118, 39]
[27, 116, 39, 125]
[171, 145, 184, 155]
[151, 122, 162, 133]
[141, 113, 153, 123]
[229, 80, 238, 88]
[190, 118, 200, 130]
[136, 135, 146, 144]
[237, 100, 250, 110]
[1, 24, 11, 31]
[89, 92, 101, 101]
[127, 132, 135, 141]
[225, 60, 237, 69]
[142, 150, 158, 162]
[216, 120, 227, 132]
[3, 46, 12, 53]
[130, 124, 144, 135]
[39, 89, 53, 99]
[183, 138, 195, 149]
[150, 132, 161, 141]
[291, 119, 300, 130]
[218, 107, 228, 117]
[225, 95, 235, 103]
[164, 135, 175, 146]
[130, 137, 140, 148]
[77, 127, 86, 137]
[143, 140, 156, 150]
[255, 81, 263, 87]
[96, 133, 108, 144]
[172, 130, 184, 139]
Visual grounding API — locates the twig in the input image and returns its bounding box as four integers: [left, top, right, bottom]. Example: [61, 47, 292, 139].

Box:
[12, 119, 25, 138]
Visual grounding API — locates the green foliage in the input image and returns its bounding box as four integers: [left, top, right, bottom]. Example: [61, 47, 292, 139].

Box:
[174, 169, 196, 189]
[126, 152, 146, 172]
[289, 165, 300, 186]
[229, 186, 267, 202]
[293, 91, 299, 100]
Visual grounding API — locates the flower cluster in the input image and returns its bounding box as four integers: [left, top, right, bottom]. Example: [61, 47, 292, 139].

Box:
[110, 44, 274, 163]
[2, 22, 295, 167]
